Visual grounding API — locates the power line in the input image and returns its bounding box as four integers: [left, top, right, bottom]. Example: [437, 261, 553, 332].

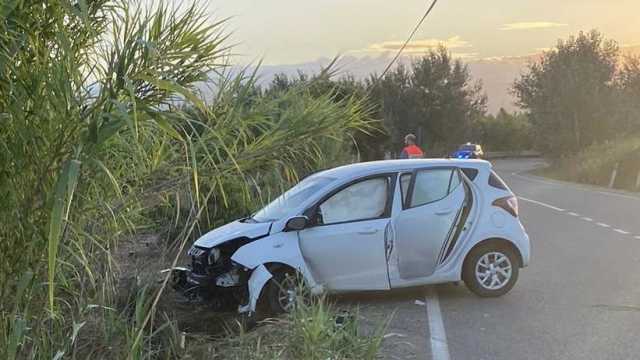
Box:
[378, 0, 440, 81]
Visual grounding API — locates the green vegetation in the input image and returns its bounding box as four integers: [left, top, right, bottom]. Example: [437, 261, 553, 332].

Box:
[471, 109, 533, 152]
[367, 47, 488, 156]
[195, 296, 385, 360]
[0, 1, 378, 358]
[514, 30, 640, 190]
[513, 30, 640, 157]
[271, 47, 533, 158]
[533, 136, 640, 191]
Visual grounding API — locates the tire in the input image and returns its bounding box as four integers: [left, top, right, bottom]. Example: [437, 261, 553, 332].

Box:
[263, 270, 300, 315]
[463, 244, 519, 297]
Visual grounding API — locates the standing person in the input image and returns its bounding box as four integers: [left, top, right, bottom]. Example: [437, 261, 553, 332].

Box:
[399, 133, 424, 159]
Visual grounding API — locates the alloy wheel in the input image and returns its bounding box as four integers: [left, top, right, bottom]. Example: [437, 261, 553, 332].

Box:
[475, 251, 513, 290]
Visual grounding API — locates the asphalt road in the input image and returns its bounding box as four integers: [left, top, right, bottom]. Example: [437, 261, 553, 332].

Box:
[340, 158, 640, 360]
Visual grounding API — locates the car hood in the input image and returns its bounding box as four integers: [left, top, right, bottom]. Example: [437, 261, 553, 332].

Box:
[193, 220, 272, 248]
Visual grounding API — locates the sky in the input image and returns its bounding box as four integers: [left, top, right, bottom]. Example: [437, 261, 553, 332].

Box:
[207, 0, 640, 65]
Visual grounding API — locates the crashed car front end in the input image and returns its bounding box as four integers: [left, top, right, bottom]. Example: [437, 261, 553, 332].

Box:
[171, 239, 253, 312]
[169, 174, 334, 315]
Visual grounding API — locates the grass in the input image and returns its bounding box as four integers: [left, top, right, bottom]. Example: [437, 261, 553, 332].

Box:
[185, 296, 387, 360]
[531, 136, 640, 191]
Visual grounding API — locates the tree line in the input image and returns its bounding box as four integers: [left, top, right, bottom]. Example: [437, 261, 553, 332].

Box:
[514, 30, 640, 157]
[268, 30, 640, 160]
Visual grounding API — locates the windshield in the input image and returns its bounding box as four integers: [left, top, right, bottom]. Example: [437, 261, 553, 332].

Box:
[252, 175, 335, 222]
[459, 144, 476, 151]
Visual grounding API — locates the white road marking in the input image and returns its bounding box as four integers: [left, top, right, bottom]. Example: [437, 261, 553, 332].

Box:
[516, 196, 636, 239]
[518, 196, 565, 212]
[635, 236, 640, 240]
[425, 288, 450, 360]
[511, 172, 640, 201]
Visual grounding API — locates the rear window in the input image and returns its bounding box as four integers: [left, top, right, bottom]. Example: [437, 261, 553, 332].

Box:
[408, 168, 460, 208]
[488, 171, 509, 190]
[461, 168, 478, 181]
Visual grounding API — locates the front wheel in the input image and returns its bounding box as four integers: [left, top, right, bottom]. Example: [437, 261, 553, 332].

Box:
[263, 270, 302, 315]
[463, 244, 519, 297]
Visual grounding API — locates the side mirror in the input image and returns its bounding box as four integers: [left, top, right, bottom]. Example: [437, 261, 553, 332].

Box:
[284, 216, 308, 231]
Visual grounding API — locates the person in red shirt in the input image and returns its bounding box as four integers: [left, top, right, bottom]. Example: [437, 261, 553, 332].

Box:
[399, 133, 424, 159]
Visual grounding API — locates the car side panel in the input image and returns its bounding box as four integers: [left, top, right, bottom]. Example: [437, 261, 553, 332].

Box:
[231, 231, 320, 292]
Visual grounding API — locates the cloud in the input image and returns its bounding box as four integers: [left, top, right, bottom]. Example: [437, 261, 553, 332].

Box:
[500, 22, 568, 31]
[362, 36, 472, 54]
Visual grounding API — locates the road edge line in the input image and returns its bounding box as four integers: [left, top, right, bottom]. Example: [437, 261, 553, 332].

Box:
[518, 196, 565, 212]
[426, 287, 450, 360]
[511, 172, 640, 201]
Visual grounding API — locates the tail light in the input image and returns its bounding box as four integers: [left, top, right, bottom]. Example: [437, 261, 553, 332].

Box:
[493, 196, 518, 217]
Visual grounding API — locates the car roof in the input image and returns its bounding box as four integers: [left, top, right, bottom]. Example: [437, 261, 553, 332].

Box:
[315, 159, 491, 180]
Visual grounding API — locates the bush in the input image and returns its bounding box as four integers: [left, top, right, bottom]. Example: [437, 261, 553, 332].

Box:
[538, 136, 640, 190]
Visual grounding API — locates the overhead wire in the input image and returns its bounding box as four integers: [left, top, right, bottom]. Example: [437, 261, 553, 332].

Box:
[377, 0, 440, 81]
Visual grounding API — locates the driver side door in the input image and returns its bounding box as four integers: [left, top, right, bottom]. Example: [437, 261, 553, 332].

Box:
[298, 175, 395, 291]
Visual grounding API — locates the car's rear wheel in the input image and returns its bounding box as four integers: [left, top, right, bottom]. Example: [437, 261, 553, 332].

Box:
[463, 244, 519, 297]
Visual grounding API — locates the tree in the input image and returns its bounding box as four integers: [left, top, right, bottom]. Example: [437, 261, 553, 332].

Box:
[616, 56, 640, 133]
[513, 30, 619, 156]
[472, 109, 533, 151]
[368, 46, 487, 155]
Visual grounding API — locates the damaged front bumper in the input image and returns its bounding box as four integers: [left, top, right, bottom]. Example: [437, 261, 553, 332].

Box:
[165, 261, 270, 316]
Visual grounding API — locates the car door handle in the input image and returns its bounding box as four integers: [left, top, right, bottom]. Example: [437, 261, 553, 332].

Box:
[358, 229, 379, 235]
[435, 208, 454, 215]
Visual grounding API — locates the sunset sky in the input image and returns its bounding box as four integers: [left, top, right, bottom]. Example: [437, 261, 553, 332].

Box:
[207, 0, 640, 65]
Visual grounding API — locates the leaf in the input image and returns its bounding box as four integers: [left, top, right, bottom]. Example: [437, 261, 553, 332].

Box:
[7, 316, 26, 360]
[135, 74, 208, 114]
[13, 270, 33, 311]
[90, 159, 122, 199]
[155, 117, 183, 141]
[71, 321, 86, 345]
[47, 159, 81, 314]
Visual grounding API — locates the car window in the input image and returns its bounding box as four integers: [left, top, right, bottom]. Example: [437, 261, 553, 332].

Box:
[449, 169, 461, 190]
[400, 173, 412, 207]
[488, 170, 509, 190]
[409, 168, 460, 207]
[461, 168, 478, 180]
[318, 177, 388, 225]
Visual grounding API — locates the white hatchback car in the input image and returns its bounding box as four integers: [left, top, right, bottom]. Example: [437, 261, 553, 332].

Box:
[172, 159, 530, 315]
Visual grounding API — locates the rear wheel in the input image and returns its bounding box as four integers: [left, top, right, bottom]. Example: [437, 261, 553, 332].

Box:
[463, 244, 519, 297]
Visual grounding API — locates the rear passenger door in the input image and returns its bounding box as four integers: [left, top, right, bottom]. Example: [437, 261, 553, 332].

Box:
[388, 167, 467, 285]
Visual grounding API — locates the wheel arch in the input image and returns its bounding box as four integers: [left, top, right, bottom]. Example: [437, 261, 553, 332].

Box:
[463, 237, 524, 269]
[264, 262, 298, 276]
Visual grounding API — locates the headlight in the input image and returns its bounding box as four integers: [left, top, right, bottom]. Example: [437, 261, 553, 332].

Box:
[187, 246, 206, 257]
[208, 248, 221, 264]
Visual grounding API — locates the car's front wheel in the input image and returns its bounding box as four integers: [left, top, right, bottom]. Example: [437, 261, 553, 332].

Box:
[264, 270, 301, 315]
[463, 244, 519, 297]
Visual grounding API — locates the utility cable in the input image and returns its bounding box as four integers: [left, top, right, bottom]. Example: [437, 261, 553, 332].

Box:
[377, 0, 440, 81]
